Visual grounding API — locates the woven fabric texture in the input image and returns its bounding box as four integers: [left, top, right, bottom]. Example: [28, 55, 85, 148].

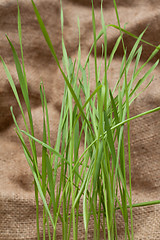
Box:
[1, 0, 160, 239]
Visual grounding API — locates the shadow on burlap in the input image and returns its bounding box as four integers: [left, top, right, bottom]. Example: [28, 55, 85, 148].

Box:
[1, 0, 160, 239]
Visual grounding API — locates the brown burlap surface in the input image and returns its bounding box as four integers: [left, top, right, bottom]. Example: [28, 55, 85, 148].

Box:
[1, 0, 160, 239]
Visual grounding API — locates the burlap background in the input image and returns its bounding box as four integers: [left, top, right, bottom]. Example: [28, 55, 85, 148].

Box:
[1, 0, 160, 239]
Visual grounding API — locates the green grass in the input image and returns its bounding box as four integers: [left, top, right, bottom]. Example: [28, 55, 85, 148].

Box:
[1, 0, 160, 239]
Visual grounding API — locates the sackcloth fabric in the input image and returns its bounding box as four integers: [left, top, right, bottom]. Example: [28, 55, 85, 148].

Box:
[1, 0, 160, 239]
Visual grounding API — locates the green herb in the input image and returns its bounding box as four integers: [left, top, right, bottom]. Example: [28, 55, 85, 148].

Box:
[1, 0, 160, 239]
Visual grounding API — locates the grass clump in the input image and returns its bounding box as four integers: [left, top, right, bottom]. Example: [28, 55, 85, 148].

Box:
[1, 0, 160, 239]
